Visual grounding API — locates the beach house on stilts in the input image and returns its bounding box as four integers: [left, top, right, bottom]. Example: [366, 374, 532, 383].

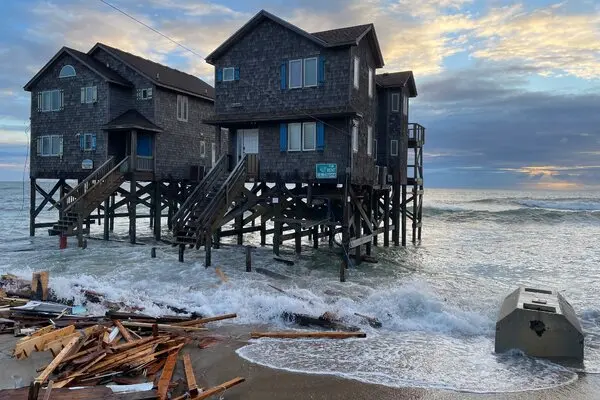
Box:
[24, 43, 219, 245]
[171, 10, 426, 281]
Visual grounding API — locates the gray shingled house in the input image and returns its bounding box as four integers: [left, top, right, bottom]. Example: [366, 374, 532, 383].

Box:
[24, 43, 217, 241]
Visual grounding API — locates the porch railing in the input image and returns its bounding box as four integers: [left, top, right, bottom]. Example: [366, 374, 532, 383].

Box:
[136, 156, 154, 172]
[55, 157, 115, 211]
[408, 123, 426, 145]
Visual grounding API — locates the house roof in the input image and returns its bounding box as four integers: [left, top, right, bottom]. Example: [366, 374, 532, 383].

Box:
[203, 106, 361, 125]
[376, 71, 418, 97]
[103, 109, 163, 132]
[24, 46, 132, 91]
[205, 10, 384, 67]
[89, 43, 214, 101]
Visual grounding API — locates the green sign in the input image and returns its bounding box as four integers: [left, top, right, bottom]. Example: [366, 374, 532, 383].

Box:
[316, 163, 337, 179]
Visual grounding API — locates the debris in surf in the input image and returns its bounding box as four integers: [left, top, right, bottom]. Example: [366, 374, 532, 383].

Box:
[353, 313, 382, 329]
[255, 267, 290, 280]
[250, 331, 366, 339]
[273, 257, 295, 266]
[281, 311, 360, 332]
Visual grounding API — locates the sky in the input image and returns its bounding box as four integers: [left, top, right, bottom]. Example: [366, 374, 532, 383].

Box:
[1, 0, 599, 189]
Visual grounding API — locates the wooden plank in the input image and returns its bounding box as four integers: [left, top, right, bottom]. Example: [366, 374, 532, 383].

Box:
[14, 325, 75, 359]
[183, 353, 199, 397]
[17, 325, 54, 343]
[35, 336, 80, 384]
[113, 320, 134, 342]
[31, 271, 49, 301]
[193, 377, 245, 400]
[44, 332, 81, 356]
[173, 313, 237, 327]
[157, 350, 179, 400]
[121, 321, 208, 332]
[250, 331, 366, 339]
[52, 353, 107, 388]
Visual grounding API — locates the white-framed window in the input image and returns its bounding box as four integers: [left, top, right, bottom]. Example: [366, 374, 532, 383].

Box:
[368, 68, 373, 98]
[302, 122, 316, 151]
[59, 65, 76, 78]
[353, 56, 360, 89]
[200, 141, 206, 158]
[367, 126, 373, 156]
[390, 139, 398, 156]
[38, 90, 63, 112]
[374, 139, 377, 160]
[80, 133, 96, 151]
[223, 67, 235, 82]
[137, 88, 152, 100]
[37, 135, 63, 156]
[352, 121, 359, 153]
[303, 58, 317, 87]
[81, 86, 98, 104]
[289, 59, 303, 89]
[391, 93, 400, 112]
[177, 95, 188, 121]
[403, 94, 408, 116]
[288, 122, 302, 151]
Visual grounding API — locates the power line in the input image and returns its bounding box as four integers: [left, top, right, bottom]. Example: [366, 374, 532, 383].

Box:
[98, 0, 355, 137]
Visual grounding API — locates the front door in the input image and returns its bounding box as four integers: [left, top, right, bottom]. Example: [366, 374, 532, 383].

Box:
[237, 129, 259, 160]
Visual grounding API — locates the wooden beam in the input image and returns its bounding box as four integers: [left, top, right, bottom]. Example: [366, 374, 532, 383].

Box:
[35, 336, 80, 384]
[113, 320, 134, 342]
[183, 353, 199, 397]
[349, 187, 373, 233]
[193, 377, 245, 400]
[120, 321, 207, 332]
[173, 313, 237, 327]
[349, 225, 395, 249]
[250, 331, 366, 339]
[157, 350, 179, 400]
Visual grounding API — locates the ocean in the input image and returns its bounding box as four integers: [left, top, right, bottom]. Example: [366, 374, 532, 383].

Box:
[1, 181, 600, 394]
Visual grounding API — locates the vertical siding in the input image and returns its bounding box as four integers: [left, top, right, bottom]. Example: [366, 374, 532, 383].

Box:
[29, 53, 110, 179]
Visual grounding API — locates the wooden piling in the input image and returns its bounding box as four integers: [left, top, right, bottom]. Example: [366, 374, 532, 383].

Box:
[129, 175, 137, 245]
[313, 225, 318, 249]
[29, 178, 36, 237]
[383, 190, 390, 247]
[295, 225, 301, 254]
[178, 244, 185, 263]
[246, 246, 252, 272]
[235, 215, 243, 245]
[401, 184, 407, 246]
[109, 194, 115, 232]
[103, 198, 110, 241]
[151, 247, 157, 258]
[205, 232, 212, 267]
[154, 182, 161, 240]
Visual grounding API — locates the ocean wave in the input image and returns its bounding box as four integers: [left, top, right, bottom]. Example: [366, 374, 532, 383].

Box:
[425, 206, 600, 224]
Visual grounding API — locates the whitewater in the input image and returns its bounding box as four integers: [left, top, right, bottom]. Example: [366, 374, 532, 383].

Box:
[1, 183, 600, 393]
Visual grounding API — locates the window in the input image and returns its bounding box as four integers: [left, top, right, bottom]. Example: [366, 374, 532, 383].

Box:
[289, 59, 303, 89]
[352, 121, 359, 153]
[304, 58, 317, 87]
[59, 65, 76, 78]
[391, 93, 400, 112]
[390, 139, 398, 156]
[302, 122, 316, 151]
[81, 86, 98, 103]
[37, 135, 62, 156]
[403, 95, 408, 116]
[367, 126, 373, 156]
[38, 90, 63, 112]
[368, 68, 373, 98]
[200, 141, 206, 158]
[137, 88, 152, 100]
[223, 67, 235, 82]
[177, 95, 188, 121]
[353, 56, 360, 89]
[288, 123, 302, 151]
[374, 139, 378, 160]
[79, 133, 96, 151]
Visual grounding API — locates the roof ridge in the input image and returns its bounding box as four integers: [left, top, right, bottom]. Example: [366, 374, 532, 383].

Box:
[310, 23, 373, 35]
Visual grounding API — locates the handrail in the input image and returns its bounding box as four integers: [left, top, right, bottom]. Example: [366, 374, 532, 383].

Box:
[194, 155, 248, 234]
[408, 123, 426, 144]
[63, 156, 130, 214]
[54, 157, 115, 210]
[172, 155, 228, 231]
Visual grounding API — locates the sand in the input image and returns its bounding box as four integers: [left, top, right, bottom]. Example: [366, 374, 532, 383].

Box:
[1, 325, 599, 399]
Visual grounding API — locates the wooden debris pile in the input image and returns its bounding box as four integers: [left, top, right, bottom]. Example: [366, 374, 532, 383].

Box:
[11, 312, 244, 400]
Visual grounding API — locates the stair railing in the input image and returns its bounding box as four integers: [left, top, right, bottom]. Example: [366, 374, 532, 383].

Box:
[172, 155, 228, 232]
[56, 157, 115, 212]
[63, 156, 130, 214]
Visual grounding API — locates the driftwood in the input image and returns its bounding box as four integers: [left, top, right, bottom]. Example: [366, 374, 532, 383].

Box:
[194, 377, 246, 400]
[354, 313, 383, 328]
[173, 313, 237, 327]
[281, 312, 360, 332]
[120, 321, 208, 332]
[157, 350, 179, 400]
[255, 267, 290, 280]
[273, 257, 295, 266]
[251, 331, 367, 339]
[183, 353, 200, 397]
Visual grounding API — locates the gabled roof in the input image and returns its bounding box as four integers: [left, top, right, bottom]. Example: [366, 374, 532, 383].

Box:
[89, 43, 214, 101]
[376, 71, 418, 97]
[24, 46, 132, 91]
[205, 10, 384, 68]
[103, 109, 163, 132]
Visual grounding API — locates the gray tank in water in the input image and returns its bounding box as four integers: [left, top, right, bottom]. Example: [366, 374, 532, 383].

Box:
[495, 286, 584, 361]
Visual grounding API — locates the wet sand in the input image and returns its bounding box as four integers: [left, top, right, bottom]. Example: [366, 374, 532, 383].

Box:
[1, 325, 599, 399]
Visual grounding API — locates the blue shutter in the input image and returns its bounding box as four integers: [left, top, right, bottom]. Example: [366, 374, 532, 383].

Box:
[318, 56, 325, 86]
[216, 68, 223, 82]
[79, 134, 84, 150]
[280, 62, 287, 90]
[316, 122, 325, 151]
[234, 67, 240, 81]
[91, 134, 97, 150]
[279, 123, 287, 152]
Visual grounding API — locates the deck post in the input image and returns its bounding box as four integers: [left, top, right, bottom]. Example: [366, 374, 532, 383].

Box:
[178, 244, 185, 262]
[313, 225, 319, 249]
[383, 190, 390, 247]
[29, 178, 36, 236]
[153, 181, 161, 240]
[340, 180, 350, 282]
[401, 184, 407, 246]
[129, 175, 137, 245]
[260, 214, 267, 246]
[354, 196, 362, 264]
[295, 225, 301, 254]
[373, 190, 379, 247]
[214, 228, 221, 249]
[246, 246, 252, 272]
[365, 188, 372, 256]
[392, 182, 400, 246]
[205, 232, 212, 267]
[273, 191, 282, 256]
[109, 194, 115, 232]
[58, 179, 66, 222]
[235, 215, 243, 245]
[103, 198, 110, 240]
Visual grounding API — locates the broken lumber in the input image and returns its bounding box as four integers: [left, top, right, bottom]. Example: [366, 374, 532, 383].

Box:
[183, 353, 199, 397]
[281, 312, 359, 332]
[173, 313, 237, 327]
[31, 271, 49, 301]
[273, 257, 295, 266]
[193, 377, 245, 399]
[35, 335, 80, 383]
[157, 350, 179, 400]
[255, 267, 290, 279]
[120, 321, 207, 332]
[113, 319, 134, 342]
[354, 313, 382, 328]
[52, 353, 107, 388]
[14, 325, 76, 359]
[251, 331, 367, 339]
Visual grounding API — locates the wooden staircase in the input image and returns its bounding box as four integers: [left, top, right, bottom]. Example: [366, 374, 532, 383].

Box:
[49, 157, 130, 236]
[172, 155, 248, 248]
